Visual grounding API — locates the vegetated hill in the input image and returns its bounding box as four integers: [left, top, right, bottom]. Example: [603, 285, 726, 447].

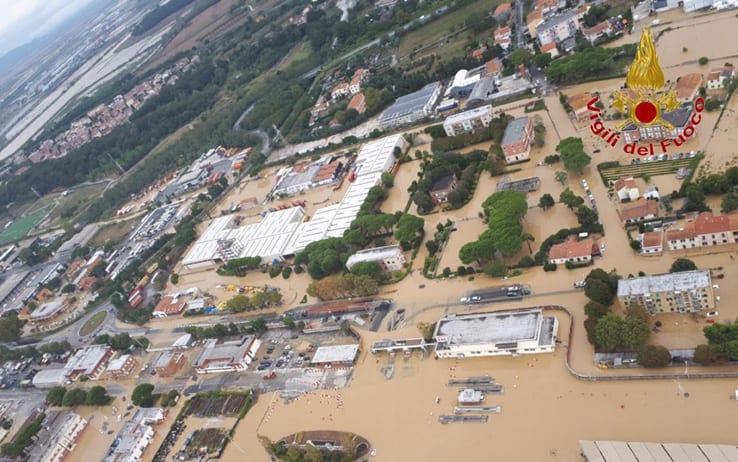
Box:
[133, 0, 198, 36]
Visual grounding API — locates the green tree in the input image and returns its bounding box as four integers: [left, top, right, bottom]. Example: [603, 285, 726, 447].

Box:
[670, 258, 697, 273]
[483, 260, 507, 277]
[509, 49, 533, 66]
[698, 56, 708, 65]
[585, 278, 614, 307]
[621, 317, 650, 350]
[721, 191, 738, 213]
[46, 386, 67, 406]
[538, 193, 555, 209]
[0, 314, 24, 343]
[554, 170, 568, 185]
[575, 205, 599, 226]
[131, 384, 156, 407]
[250, 317, 268, 334]
[625, 304, 650, 324]
[533, 52, 553, 68]
[381, 172, 394, 188]
[693, 344, 718, 365]
[637, 345, 671, 367]
[61, 388, 87, 407]
[86, 386, 112, 406]
[559, 187, 584, 209]
[533, 122, 546, 147]
[630, 240, 642, 252]
[417, 322, 436, 341]
[349, 261, 383, 281]
[394, 214, 425, 243]
[61, 283, 76, 294]
[556, 137, 591, 174]
[584, 301, 609, 319]
[594, 313, 624, 352]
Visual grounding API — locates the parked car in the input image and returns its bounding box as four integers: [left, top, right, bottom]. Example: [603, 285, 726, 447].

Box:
[707, 311, 719, 317]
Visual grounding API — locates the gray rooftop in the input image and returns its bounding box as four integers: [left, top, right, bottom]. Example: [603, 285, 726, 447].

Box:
[381, 81, 441, 121]
[537, 10, 578, 32]
[435, 309, 542, 345]
[275, 163, 321, 192]
[617, 270, 711, 297]
[501, 116, 530, 146]
[580, 440, 738, 461]
[468, 77, 498, 106]
[193, 336, 254, 368]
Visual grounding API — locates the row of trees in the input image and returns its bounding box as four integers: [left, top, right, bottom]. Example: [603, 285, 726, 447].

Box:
[545, 44, 637, 85]
[306, 274, 379, 301]
[224, 291, 283, 313]
[459, 190, 529, 266]
[94, 333, 148, 352]
[46, 385, 112, 407]
[184, 318, 269, 339]
[677, 166, 738, 213]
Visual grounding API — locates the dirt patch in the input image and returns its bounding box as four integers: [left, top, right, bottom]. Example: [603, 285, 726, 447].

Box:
[89, 220, 138, 247]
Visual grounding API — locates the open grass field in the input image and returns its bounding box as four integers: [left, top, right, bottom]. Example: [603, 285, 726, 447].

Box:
[89, 220, 137, 247]
[0, 208, 50, 245]
[599, 158, 695, 183]
[79, 311, 107, 337]
[398, 0, 501, 59]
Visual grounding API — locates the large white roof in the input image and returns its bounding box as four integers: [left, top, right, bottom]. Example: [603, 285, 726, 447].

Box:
[312, 344, 360, 364]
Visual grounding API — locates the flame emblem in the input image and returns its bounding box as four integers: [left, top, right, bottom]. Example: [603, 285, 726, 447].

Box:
[612, 28, 679, 130]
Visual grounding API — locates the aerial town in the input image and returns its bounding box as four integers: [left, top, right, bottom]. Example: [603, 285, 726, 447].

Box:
[0, 0, 737, 461]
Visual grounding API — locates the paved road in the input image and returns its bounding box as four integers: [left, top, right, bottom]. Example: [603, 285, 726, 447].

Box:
[515, 0, 525, 49]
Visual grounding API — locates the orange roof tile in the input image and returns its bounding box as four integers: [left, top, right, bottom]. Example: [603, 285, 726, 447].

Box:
[675, 73, 703, 100]
[568, 92, 593, 113]
[540, 42, 557, 53]
[548, 236, 594, 260]
[494, 3, 512, 15]
[620, 199, 659, 222]
[642, 231, 662, 248]
[486, 58, 503, 75]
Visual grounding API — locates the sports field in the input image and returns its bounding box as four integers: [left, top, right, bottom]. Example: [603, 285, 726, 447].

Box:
[0, 208, 50, 245]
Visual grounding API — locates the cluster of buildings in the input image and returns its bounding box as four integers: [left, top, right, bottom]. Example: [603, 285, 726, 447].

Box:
[617, 270, 715, 314]
[104, 408, 166, 462]
[310, 68, 370, 127]
[272, 155, 346, 197]
[664, 211, 738, 251]
[26, 56, 200, 164]
[182, 134, 407, 269]
[27, 411, 88, 462]
[655, 0, 738, 13]
[32, 344, 113, 387]
[193, 335, 261, 374]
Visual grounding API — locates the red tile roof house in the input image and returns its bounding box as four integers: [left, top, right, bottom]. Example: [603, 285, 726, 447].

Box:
[640, 230, 663, 254]
[619, 199, 659, 225]
[665, 211, 738, 250]
[548, 236, 595, 264]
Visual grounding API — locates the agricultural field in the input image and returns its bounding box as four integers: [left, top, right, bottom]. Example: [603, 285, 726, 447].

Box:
[599, 157, 696, 183]
[184, 392, 251, 418]
[0, 208, 50, 245]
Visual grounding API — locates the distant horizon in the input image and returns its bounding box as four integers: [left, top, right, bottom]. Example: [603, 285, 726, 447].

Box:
[0, 0, 101, 58]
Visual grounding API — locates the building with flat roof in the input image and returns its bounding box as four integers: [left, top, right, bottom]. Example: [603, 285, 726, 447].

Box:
[665, 211, 738, 250]
[536, 9, 580, 46]
[104, 408, 165, 462]
[622, 107, 693, 143]
[311, 344, 360, 366]
[193, 336, 261, 374]
[442, 105, 494, 137]
[106, 354, 137, 379]
[32, 368, 66, 388]
[580, 440, 738, 461]
[617, 270, 714, 314]
[501, 116, 533, 164]
[29, 299, 66, 323]
[380, 82, 442, 129]
[64, 344, 113, 380]
[447, 69, 482, 98]
[457, 389, 484, 405]
[433, 309, 558, 358]
[345, 245, 405, 272]
[152, 351, 185, 377]
[467, 75, 534, 109]
[28, 411, 87, 462]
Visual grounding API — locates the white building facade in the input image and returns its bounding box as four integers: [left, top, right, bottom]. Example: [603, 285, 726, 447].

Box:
[345, 245, 406, 272]
[442, 105, 494, 136]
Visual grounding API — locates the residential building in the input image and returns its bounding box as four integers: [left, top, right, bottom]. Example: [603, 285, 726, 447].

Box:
[64, 345, 113, 381]
[581, 440, 738, 462]
[675, 73, 704, 103]
[494, 26, 511, 40]
[193, 336, 261, 374]
[706, 65, 736, 90]
[643, 185, 661, 200]
[347, 93, 366, 114]
[345, 245, 406, 272]
[104, 408, 165, 462]
[494, 2, 512, 18]
[310, 344, 360, 366]
[471, 46, 487, 60]
[567, 92, 594, 122]
[640, 231, 663, 254]
[536, 0, 566, 16]
[621, 108, 694, 143]
[379, 82, 442, 129]
[501, 116, 534, 163]
[495, 36, 512, 50]
[582, 20, 613, 43]
[683, 0, 715, 12]
[485, 58, 503, 76]
[536, 10, 580, 46]
[28, 411, 87, 462]
[665, 211, 738, 250]
[442, 105, 494, 136]
[540, 42, 560, 59]
[152, 351, 185, 377]
[619, 199, 659, 225]
[331, 82, 350, 100]
[152, 295, 186, 317]
[429, 174, 459, 204]
[527, 10, 544, 38]
[348, 68, 369, 94]
[434, 309, 559, 358]
[653, 0, 681, 11]
[106, 354, 137, 379]
[617, 270, 714, 314]
[548, 236, 595, 265]
[613, 177, 640, 202]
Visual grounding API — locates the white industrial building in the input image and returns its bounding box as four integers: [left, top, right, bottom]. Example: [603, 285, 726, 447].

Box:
[433, 309, 558, 358]
[345, 245, 406, 272]
[683, 0, 714, 11]
[311, 344, 360, 366]
[443, 105, 495, 136]
[63, 344, 113, 381]
[447, 69, 482, 98]
[32, 368, 67, 388]
[182, 135, 406, 268]
[580, 440, 738, 461]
